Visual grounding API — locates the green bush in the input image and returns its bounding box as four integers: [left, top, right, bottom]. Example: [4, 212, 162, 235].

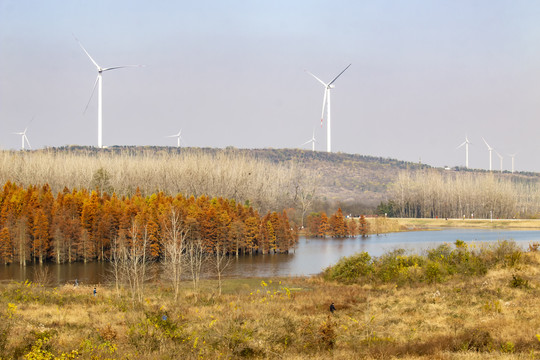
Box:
[323, 252, 372, 283]
[424, 260, 446, 283]
[324, 241, 524, 286]
[373, 249, 424, 284]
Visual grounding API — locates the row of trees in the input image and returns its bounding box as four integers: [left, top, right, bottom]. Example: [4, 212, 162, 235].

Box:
[305, 209, 368, 238]
[0, 182, 298, 265]
[385, 170, 540, 218]
[0, 149, 317, 215]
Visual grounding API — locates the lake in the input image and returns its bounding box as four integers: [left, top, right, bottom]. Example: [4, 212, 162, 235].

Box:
[1, 228, 539, 284]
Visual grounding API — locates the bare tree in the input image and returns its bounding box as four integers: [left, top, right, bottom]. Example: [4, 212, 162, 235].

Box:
[32, 265, 53, 286]
[162, 208, 189, 301]
[119, 220, 150, 302]
[108, 236, 122, 296]
[185, 238, 207, 299]
[209, 242, 232, 296]
[293, 169, 320, 229]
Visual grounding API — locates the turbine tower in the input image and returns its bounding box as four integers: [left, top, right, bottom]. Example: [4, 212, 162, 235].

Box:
[482, 137, 494, 171]
[166, 130, 182, 147]
[300, 129, 317, 152]
[508, 153, 517, 173]
[305, 64, 351, 153]
[495, 151, 503, 173]
[456, 135, 471, 168]
[13, 128, 31, 150]
[75, 35, 142, 148]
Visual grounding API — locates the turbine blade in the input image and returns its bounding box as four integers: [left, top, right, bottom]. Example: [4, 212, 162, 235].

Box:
[300, 139, 312, 146]
[24, 135, 31, 149]
[305, 69, 328, 87]
[102, 65, 143, 71]
[73, 34, 101, 70]
[482, 137, 492, 150]
[456, 141, 466, 149]
[84, 76, 99, 114]
[328, 63, 352, 86]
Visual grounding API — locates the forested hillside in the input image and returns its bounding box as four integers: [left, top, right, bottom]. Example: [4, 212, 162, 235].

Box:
[4, 146, 540, 216]
[34, 146, 430, 212]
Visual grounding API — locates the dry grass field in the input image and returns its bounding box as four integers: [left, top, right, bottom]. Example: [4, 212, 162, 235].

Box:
[395, 218, 540, 231]
[1, 246, 540, 359]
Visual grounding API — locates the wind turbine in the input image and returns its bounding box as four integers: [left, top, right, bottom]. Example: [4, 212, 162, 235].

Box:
[75, 35, 142, 148]
[508, 153, 517, 173]
[482, 137, 494, 171]
[495, 151, 503, 173]
[13, 127, 31, 150]
[166, 130, 182, 147]
[456, 135, 471, 169]
[305, 64, 351, 153]
[299, 129, 317, 151]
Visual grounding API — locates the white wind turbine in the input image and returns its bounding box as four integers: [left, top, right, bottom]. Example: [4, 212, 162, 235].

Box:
[166, 130, 182, 147]
[482, 137, 494, 171]
[508, 153, 518, 173]
[299, 129, 317, 151]
[13, 127, 31, 150]
[306, 64, 351, 153]
[495, 151, 503, 173]
[75, 35, 142, 148]
[456, 135, 471, 169]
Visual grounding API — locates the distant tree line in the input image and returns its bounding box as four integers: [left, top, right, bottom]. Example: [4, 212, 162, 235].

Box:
[379, 170, 540, 218]
[305, 209, 369, 238]
[0, 182, 298, 265]
[0, 149, 316, 215]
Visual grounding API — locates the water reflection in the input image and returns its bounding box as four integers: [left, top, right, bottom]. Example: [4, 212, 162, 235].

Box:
[1, 228, 539, 284]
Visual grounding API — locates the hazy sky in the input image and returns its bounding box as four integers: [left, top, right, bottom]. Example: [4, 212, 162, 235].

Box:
[1, 1, 540, 171]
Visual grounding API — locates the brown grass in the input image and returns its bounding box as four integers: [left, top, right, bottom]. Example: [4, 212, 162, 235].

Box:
[1, 253, 540, 359]
[395, 217, 540, 230]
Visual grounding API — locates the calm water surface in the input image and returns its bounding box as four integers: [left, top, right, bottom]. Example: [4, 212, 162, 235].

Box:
[1, 228, 539, 284]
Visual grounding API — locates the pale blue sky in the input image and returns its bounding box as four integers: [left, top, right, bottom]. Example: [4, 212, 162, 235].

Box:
[1, 1, 540, 171]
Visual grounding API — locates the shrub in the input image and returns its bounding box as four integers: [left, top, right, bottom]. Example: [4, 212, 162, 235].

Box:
[455, 328, 493, 352]
[373, 249, 424, 284]
[480, 240, 522, 267]
[509, 274, 530, 289]
[318, 319, 336, 350]
[323, 252, 372, 283]
[424, 260, 446, 283]
[426, 244, 452, 262]
[500, 341, 515, 353]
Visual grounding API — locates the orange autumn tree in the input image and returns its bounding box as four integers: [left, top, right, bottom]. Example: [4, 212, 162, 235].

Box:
[0, 227, 13, 264]
[318, 213, 330, 238]
[329, 208, 347, 238]
[0, 182, 297, 264]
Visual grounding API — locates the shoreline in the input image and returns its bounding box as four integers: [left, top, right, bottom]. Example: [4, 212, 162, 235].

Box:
[392, 217, 540, 231]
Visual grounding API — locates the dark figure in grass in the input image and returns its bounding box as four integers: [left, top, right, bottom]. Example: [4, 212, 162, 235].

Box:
[93, 287, 97, 297]
[329, 302, 336, 313]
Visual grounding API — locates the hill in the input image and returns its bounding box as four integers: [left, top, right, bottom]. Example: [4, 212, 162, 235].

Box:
[20, 146, 540, 214]
[33, 146, 430, 211]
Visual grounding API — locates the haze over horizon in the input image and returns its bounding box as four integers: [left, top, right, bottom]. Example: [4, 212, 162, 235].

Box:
[1, 1, 539, 172]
